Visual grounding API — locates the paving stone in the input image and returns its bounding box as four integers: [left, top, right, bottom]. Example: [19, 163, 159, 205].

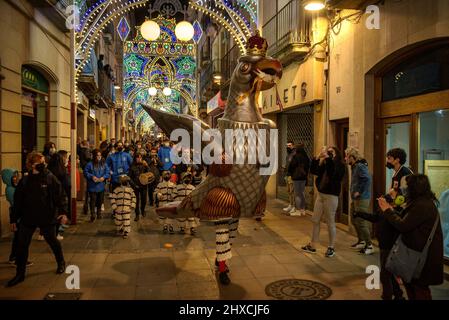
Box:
[0, 199, 446, 300]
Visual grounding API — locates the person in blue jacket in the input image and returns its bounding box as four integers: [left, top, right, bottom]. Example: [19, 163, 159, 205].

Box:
[158, 139, 173, 172]
[106, 141, 133, 191]
[84, 149, 110, 222]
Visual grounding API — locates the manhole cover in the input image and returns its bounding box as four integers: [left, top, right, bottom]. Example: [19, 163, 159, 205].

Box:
[265, 279, 332, 300]
[44, 292, 83, 300]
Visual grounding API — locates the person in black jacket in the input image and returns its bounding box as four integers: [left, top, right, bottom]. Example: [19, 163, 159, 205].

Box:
[302, 146, 346, 258]
[287, 143, 310, 216]
[7, 152, 68, 287]
[129, 153, 150, 221]
[378, 174, 444, 300]
[47, 151, 70, 240]
[79, 140, 92, 215]
[144, 148, 162, 207]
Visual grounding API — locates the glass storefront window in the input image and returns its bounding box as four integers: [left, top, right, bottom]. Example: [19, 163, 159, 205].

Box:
[382, 46, 449, 102]
[385, 122, 410, 193]
[418, 109, 449, 259]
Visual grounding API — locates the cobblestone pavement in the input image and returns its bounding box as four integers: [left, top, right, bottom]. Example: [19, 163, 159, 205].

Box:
[0, 197, 448, 300]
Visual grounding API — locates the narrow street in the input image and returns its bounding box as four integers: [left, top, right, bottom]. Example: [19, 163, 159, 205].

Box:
[1, 198, 448, 300]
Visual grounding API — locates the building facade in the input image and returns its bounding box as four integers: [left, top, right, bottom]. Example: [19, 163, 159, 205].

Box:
[0, 0, 72, 237]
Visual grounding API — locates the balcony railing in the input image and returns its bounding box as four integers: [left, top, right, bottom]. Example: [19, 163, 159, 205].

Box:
[98, 70, 114, 108]
[262, 0, 311, 64]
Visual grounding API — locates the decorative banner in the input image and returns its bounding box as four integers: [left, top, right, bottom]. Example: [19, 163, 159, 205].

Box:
[192, 20, 203, 44]
[117, 16, 131, 42]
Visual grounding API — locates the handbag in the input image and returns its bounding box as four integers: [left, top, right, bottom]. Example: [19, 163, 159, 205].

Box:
[386, 212, 440, 283]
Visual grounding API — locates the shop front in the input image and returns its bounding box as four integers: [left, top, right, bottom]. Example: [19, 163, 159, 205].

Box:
[372, 40, 449, 260]
[261, 57, 324, 207]
[21, 66, 49, 171]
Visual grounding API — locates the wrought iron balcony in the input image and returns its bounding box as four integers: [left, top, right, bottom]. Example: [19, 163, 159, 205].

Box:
[262, 0, 311, 66]
[98, 69, 114, 108]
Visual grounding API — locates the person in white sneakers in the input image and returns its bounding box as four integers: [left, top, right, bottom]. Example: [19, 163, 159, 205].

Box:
[345, 147, 373, 255]
[110, 175, 136, 239]
[287, 143, 310, 216]
[175, 172, 198, 235]
[282, 141, 296, 214]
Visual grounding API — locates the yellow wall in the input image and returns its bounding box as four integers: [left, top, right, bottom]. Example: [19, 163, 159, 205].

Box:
[329, 0, 449, 161]
[0, 0, 71, 237]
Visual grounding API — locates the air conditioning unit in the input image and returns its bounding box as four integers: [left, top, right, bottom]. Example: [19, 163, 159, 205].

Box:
[103, 33, 113, 45]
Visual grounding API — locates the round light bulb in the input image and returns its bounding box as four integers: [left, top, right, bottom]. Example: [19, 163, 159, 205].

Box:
[304, 0, 325, 11]
[163, 87, 172, 96]
[140, 20, 160, 41]
[148, 87, 157, 96]
[175, 21, 194, 42]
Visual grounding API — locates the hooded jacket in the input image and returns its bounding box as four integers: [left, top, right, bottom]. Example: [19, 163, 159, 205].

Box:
[106, 151, 133, 184]
[310, 158, 346, 197]
[158, 145, 173, 171]
[1, 168, 18, 206]
[350, 159, 372, 200]
[288, 151, 310, 181]
[84, 160, 111, 193]
[12, 169, 67, 226]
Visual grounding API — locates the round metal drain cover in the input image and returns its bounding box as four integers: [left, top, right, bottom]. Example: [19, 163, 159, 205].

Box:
[265, 279, 332, 300]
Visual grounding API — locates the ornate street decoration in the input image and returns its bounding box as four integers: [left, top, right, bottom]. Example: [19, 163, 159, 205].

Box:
[117, 16, 131, 41]
[73, 0, 259, 129]
[123, 15, 197, 131]
[192, 20, 203, 44]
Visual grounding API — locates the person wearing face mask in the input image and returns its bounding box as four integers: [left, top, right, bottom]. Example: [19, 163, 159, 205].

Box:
[48, 151, 70, 240]
[106, 142, 133, 193]
[129, 153, 150, 221]
[154, 171, 177, 233]
[345, 147, 373, 255]
[7, 152, 68, 287]
[377, 174, 443, 300]
[158, 139, 174, 172]
[144, 148, 162, 207]
[175, 172, 198, 235]
[302, 146, 346, 258]
[282, 141, 296, 214]
[43, 141, 57, 164]
[84, 149, 110, 222]
[385, 148, 413, 207]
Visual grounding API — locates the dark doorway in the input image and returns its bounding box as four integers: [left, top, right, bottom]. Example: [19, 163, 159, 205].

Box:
[335, 119, 349, 225]
[21, 114, 37, 172]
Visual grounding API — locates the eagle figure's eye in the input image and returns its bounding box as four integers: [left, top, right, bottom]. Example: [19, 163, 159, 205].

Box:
[240, 63, 250, 73]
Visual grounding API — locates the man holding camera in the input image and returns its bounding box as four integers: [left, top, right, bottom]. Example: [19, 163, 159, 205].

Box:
[302, 146, 346, 258]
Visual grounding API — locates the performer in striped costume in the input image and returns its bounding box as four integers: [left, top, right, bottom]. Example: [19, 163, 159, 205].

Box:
[110, 175, 136, 239]
[154, 171, 177, 233]
[175, 172, 198, 235]
[214, 219, 240, 264]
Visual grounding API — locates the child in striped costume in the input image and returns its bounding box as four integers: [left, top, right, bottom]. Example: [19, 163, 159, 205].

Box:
[154, 171, 177, 234]
[175, 172, 199, 235]
[110, 175, 136, 239]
